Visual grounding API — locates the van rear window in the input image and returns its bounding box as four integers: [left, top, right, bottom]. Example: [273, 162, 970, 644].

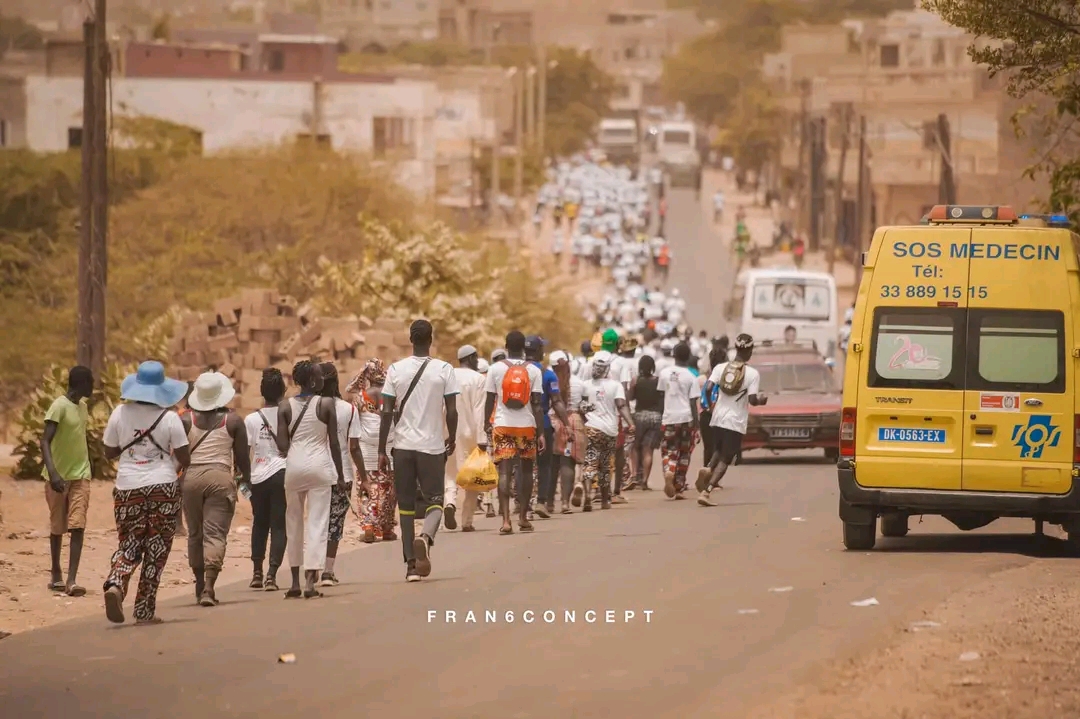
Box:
[869, 308, 962, 389]
[969, 310, 1065, 393]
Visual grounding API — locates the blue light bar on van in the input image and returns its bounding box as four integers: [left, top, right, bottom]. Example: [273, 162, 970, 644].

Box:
[1020, 213, 1071, 227]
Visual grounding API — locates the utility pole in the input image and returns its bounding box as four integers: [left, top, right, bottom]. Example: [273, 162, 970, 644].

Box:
[312, 77, 324, 140]
[537, 46, 547, 157]
[513, 66, 524, 214]
[90, 0, 108, 375]
[77, 0, 108, 376]
[525, 65, 535, 146]
[77, 18, 94, 371]
[830, 103, 852, 275]
[809, 116, 827, 252]
[937, 112, 956, 205]
[795, 79, 811, 235]
[855, 114, 872, 282]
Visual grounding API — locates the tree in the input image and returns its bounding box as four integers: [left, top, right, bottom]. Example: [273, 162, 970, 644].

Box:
[0, 12, 44, 60]
[542, 47, 615, 157]
[923, 0, 1080, 222]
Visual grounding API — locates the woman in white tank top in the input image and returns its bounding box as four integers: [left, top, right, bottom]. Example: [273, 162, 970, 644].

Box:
[274, 360, 345, 599]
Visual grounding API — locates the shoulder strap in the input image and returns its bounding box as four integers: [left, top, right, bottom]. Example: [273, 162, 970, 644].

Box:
[288, 397, 315, 439]
[119, 410, 169, 454]
[188, 410, 226, 456]
[394, 358, 431, 424]
[256, 410, 278, 445]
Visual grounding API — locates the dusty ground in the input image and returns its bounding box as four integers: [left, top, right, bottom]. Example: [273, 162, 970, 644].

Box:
[0, 474, 367, 635]
[750, 557, 1080, 719]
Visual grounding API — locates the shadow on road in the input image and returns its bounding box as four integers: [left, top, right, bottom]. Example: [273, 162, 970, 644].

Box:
[875, 532, 1077, 559]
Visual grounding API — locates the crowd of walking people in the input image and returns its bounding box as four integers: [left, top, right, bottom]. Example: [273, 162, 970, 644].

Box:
[35, 159, 771, 626]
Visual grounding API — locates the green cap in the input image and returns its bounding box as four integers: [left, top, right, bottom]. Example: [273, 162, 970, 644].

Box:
[601, 328, 619, 352]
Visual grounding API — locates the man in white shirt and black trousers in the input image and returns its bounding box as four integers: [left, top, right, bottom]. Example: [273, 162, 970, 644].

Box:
[696, 333, 767, 507]
[379, 320, 460, 582]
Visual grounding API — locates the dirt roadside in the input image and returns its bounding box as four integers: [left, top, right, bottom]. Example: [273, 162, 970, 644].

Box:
[0, 474, 368, 635]
[750, 557, 1080, 719]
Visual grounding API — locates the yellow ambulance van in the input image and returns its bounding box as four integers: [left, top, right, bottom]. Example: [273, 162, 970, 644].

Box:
[838, 205, 1080, 550]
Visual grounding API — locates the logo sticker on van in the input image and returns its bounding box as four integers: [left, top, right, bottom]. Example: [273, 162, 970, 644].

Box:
[1011, 415, 1061, 459]
[980, 393, 1020, 412]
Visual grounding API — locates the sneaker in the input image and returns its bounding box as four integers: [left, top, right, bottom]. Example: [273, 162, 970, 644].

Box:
[319, 572, 339, 587]
[413, 535, 432, 577]
[249, 571, 263, 589]
[444, 504, 458, 530]
[695, 467, 711, 493]
[406, 560, 421, 582]
[104, 585, 125, 624]
[571, 484, 584, 507]
[583, 502, 593, 513]
[663, 472, 677, 498]
[535, 503, 551, 519]
[601, 500, 612, 510]
[698, 491, 717, 507]
[485, 505, 497, 518]
[263, 575, 279, 592]
[611, 495, 628, 505]
[462, 525, 475, 533]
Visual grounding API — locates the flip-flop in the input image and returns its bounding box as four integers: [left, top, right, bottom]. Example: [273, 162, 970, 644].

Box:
[499, 526, 513, 535]
[48, 581, 65, 592]
[284, 589, 303, 599]
[303, 589, 324, 599]
[66, 585, 86, 597]
[518, 522, 534, 533]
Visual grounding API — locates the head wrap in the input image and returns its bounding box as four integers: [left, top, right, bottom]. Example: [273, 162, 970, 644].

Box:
[346, 357, 388, 395]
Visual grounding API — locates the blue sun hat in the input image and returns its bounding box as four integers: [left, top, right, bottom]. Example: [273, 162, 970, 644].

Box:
[120, 361, 189, 408]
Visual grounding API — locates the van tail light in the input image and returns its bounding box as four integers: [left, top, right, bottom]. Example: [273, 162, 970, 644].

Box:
[1074, 415, 1080, 463]
[840, 407, 857, 458]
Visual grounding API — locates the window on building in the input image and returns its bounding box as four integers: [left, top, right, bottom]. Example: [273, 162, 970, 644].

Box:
[879, 44, 899, 68]
[372, 116, 416, 158]
[296, 133, 332, 146]
[0, 119, 7, 147]
[267, 49, 285, 72]
[614, 84, 631, 99]
[932, 39, 946, 66]
[68, 127, 83, 149]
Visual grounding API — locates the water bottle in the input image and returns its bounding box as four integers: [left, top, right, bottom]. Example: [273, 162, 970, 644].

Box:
[239, 483, 252, 501]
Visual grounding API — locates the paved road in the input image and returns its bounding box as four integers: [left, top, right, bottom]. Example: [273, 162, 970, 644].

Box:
[0, 166, 1057, 718]
[0, 455, 1049, 718]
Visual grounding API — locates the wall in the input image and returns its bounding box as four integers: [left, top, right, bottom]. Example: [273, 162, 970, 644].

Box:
[124, 44, 244, 77]
[23, 75, 439, 197]
[0, 77, 28, 149]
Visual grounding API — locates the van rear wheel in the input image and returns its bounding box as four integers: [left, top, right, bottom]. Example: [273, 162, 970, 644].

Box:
[880, 513, 909, 538]
[843, 520, 876, 550]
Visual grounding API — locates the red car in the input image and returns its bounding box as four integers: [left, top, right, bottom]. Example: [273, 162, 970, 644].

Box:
[741, 340, 842, 462]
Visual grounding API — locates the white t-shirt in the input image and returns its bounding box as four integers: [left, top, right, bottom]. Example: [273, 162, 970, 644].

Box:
[383, 356, 460, 455]
[567, 374, 584, 411]
[245, 408, 287, 485]
[708, 362, 761, 434]
[658, 365, 698, 425]
[486, 358, 543, 429]
[104, 404, 189, 491]
[582, 378, 625, 437]
[334, 398, 363, 482]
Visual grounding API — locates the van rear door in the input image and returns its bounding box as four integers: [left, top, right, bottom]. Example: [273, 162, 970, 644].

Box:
[856, 227, 971, 490]
[960, 228, 1074, 493]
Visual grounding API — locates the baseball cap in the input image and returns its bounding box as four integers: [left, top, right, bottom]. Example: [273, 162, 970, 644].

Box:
[549, 350, 569, 365]
[593, 350, 613, 366]
[525, 335, 545, 353]
[457, 344, 478, 360]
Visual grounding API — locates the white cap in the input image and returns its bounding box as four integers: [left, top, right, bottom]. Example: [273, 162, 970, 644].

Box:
[549, 350, 569, 365]
[593, 350, 613, 365]
[457, 344, 478, 360]
[477, 358, 490, 374]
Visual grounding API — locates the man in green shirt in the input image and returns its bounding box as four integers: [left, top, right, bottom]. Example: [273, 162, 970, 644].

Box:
[40, 366, 94, 597]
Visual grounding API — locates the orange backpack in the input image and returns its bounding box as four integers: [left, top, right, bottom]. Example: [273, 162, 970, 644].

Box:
[501, 360, 532, 410]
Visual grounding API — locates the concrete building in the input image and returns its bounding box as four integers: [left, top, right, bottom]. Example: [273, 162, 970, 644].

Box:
[321, 0, 440, 45]
[763, 9, 1039, 229]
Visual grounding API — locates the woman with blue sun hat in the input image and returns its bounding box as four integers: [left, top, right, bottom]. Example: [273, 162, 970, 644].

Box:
[101, 361, 192, 625]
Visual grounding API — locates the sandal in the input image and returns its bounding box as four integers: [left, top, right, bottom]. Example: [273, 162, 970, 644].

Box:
[518, 520, 534, 533]
[284, 588, 303, 599]
[499, 525, 514, 535]
[65, 584, 86, 597]
[383, 531, 397, 541]
[363, 529, 376, 544]
[303, 588, 324, 599]
[48, 580, 66, 592]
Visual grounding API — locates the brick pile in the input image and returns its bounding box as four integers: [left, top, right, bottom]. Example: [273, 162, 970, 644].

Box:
[168, 288, 423, 413]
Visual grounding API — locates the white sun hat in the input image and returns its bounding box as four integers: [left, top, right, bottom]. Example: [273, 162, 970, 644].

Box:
[187, 371, 237, 412]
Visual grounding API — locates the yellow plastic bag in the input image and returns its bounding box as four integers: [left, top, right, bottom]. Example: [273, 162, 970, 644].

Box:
[457, 447, 499, 492]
